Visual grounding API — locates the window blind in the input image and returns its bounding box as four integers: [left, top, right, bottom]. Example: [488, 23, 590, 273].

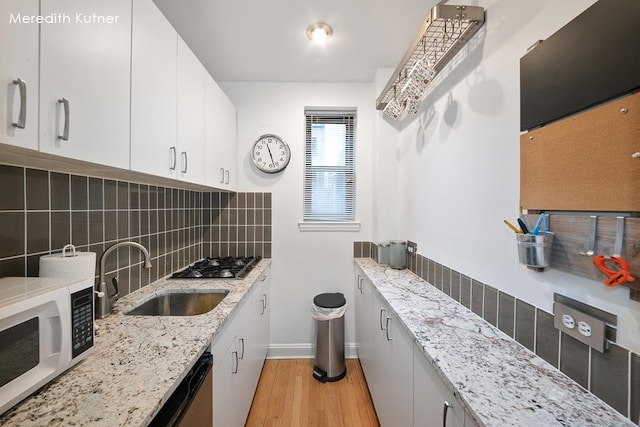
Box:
[303, 109, 356, 221]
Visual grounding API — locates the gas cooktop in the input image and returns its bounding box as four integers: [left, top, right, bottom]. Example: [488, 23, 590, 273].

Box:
[170, 256, 261, 279]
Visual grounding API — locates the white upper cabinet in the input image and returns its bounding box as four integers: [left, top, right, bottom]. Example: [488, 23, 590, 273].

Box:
[176, 36, 206, 184]
[0, 0, 39, 149]
[205, 78, 237, 191]
[130, 0, 178, 179]
[39, 0, 132, 169]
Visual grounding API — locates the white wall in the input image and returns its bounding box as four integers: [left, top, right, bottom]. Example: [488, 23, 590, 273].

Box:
[220, 82, 373, 358]
[376, 0, 640, 353]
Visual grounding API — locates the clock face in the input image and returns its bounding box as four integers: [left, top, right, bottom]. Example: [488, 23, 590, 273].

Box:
[252, 134, 291, 173]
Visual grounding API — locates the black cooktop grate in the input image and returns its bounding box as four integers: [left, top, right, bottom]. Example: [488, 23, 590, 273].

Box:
[170, 256, 261, 279]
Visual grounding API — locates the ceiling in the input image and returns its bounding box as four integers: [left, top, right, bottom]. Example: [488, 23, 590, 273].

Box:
[153, 0, 439, 83]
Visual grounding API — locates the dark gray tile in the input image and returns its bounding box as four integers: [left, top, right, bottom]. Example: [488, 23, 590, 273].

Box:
[0, 165, 24, 210]
[139, 185, 149, 210]
[26, 169, 49, 210]
[71, 212, 88, 246]
[0, 212, 25, 257]
[130, 183, 140, 210]
[498, 292, 515, 337]
[89, 212, 103, 245]
[450, 270, 461, 302]
[0, 257, 25, 277]
[363, 242, 371, 258]
[428, 259, 435, 284]
[117, 211, 129, 240]
[460, 275, 471, 309]
[471, 279, 483, 317]
[51, 211, 70, 250]
[104, 180, 116, 210]
[435, 263, 443, 290]
[71, 175, 88, 211]
[442, 266, 451, 296]
[50, 172, 70, 210]
[560, 332, 589, 389]
[631, 353, 640, 423]
[158, 187, 166, 209]
[27, 212, 49, 254]
[149, 186, 158, 210]
[27, 254, 41, 277]
[117, 182, 129, 210]
[483, 285, 498, 326]
[591, 343, 629, 416]
[104, 211, 117, 242]
[89, 178, 103, 210]
[515, 299, 535, 352]
[131, 211, 140, 237]
[264, 193, 272, 209]
[354, 242, 362, 257]
[535, 309, 559, 368]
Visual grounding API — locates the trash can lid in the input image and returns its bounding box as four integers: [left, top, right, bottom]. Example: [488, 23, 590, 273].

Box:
[314, 292, 346, 309]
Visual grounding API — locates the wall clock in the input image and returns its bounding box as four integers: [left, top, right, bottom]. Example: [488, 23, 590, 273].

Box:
[252, 134, 291, 173]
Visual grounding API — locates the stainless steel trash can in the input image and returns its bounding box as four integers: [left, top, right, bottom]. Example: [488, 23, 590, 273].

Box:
[312, 292, 347, 383]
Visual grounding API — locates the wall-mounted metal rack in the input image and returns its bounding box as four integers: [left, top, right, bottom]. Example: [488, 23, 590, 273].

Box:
[375, 4, 485, 111]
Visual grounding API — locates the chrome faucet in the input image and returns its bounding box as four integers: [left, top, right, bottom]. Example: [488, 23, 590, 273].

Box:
[96, 241, 152, 319]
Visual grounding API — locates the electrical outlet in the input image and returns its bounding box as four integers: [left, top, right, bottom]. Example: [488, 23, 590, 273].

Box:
[562, 314, 575, 329]
[578, 321, 592, 337]
[406, 241, 417, 257]
[554, 302, 606, 353]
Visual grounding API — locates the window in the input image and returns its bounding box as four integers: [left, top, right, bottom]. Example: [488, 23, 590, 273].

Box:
[303, 108, 356, 223]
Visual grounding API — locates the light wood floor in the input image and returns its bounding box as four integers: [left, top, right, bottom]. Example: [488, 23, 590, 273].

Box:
[246, 359, 380, 427]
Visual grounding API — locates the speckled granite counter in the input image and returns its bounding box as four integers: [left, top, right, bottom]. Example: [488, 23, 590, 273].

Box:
[355, 258, 633, 427]
[0, 259, 271, 427]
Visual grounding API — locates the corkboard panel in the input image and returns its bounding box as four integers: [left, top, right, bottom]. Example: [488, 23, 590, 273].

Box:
[520, 91, 640, 212]
[523, 214, 640, 300]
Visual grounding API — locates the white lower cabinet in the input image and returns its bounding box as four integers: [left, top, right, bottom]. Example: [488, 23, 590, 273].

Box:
[355, 265, 478, 427]
[356, 267, 413, 427]
[413, 344, 465, 427]
[212, 268, 270, 427]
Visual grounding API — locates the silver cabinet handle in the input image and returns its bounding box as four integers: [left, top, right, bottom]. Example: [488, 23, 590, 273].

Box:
[385, 317, 392, 341]
[232, 350, 238, 374]
[238, 338, 245, 359]
[262, 294, 267, 311]
[220, 167, 224, 183]
[379, 308, 386, 330]
[12, 78, 26, 129]
[443, 401, 453, 427]
[57, 98, 69, 141]
[260, 296, 266, 315]
[225, 169, 230, 184]
[181, 151, 187, 173]
[169, 147, 177, 170]
[442, 400, 453, 427]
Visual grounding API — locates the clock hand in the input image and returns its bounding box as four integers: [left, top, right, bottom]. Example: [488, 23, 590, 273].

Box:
[266, 143, 275, 166]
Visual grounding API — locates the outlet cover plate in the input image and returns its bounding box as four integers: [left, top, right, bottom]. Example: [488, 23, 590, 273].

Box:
[554, 302, 606, 352]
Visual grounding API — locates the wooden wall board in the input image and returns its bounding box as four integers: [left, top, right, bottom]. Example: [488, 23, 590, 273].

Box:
[520, 91, 640, 212]
[523, 214, 640, 300]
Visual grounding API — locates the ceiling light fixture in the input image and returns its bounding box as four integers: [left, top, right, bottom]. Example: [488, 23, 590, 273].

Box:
[306, 22, 333, 42]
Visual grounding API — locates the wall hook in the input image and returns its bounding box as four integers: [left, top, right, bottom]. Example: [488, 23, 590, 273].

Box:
[578, 215, 597, 256]
[602, 216, 625, 259]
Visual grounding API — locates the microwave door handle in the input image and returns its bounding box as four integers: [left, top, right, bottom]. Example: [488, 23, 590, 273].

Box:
[43, 315, 63, 355]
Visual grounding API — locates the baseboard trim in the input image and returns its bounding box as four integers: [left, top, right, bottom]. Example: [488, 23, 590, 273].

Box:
[266, 343, 358, 359]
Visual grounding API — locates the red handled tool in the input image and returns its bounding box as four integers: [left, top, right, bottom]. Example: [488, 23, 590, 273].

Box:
[592, 255, 635, 287]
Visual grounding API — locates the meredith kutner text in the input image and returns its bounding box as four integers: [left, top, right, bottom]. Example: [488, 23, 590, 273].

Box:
[9, 12, 120, 24]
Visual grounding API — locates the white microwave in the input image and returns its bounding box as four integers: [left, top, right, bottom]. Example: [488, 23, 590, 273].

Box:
[0, 277, 94, 416]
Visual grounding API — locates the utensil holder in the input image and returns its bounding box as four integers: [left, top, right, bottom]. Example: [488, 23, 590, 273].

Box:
[516, 232, 554, 268]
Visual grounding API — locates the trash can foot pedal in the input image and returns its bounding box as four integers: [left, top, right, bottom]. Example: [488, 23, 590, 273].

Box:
[313, 366, 346, 383]
[312, 366, 328, 383]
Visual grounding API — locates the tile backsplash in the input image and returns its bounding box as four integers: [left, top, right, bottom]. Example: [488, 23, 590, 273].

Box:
[0, 164, 271, 297]
[353, 241, 640, 423]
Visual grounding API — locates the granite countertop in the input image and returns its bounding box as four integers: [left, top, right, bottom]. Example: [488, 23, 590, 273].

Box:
[0, 259, 271, 427]
[355, 258, 633, 427]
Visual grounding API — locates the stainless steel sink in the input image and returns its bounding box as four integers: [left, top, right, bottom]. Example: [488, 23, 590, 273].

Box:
[126, 290, 229, 316]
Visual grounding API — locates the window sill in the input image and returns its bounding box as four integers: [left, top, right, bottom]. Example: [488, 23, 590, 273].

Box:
[298, 221, 361, 232]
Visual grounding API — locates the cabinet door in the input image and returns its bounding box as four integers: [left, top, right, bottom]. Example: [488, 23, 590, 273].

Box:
[213, 336, 242, 427]
[205, 78, 237, 190]
[130, 0, 177, 178]
[1, 0, 39, 150]
[413, 344, 464, 427]
[376, 294, 413, 427]
[204, 77, 227, 188]
[355, 269, 373, 375]
[39, 0, 131, 168]
[176, 37, 205, 184]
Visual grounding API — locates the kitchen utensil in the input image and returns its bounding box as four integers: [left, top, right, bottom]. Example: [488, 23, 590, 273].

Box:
[592, 255, 635, 287]
[504, 220, 523, 234]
